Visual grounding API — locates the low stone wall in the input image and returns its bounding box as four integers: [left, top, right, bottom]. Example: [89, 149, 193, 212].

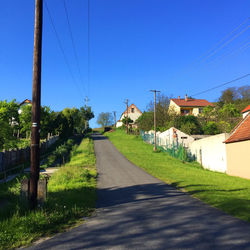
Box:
[0, 136, 59, 173]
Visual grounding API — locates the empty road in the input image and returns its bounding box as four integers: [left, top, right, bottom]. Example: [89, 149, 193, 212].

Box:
[28, 134, 250, 249]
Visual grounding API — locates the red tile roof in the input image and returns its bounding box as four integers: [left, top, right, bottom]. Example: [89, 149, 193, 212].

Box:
[19, 99, 32, 106]
[171, 98, 214, 107]
[241, 105, 250, 113]
[225, 113, 250, 144]
[122, 104, 142, 116]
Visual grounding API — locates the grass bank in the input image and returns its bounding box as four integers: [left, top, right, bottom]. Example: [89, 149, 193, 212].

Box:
[0, 137, 96, 250]
[106, 129, 250, 222]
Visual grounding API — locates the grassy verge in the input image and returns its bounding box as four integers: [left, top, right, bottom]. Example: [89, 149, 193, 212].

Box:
[0, 137, 96, 250]
[106, 129, 250, 222]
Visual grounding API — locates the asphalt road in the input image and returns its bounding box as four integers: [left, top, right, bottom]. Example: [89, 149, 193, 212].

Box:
[28, 133, 250, 250]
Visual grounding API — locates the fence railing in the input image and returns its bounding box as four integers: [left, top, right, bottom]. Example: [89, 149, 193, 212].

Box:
[141, 130, 195, 162]
[0, 136, 59, 182]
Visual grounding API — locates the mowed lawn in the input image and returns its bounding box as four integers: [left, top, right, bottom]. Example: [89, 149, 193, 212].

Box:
[106, 129, 250, 222]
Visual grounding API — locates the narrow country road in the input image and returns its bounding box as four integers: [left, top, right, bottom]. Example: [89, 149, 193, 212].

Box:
[28, 134, 250, 249]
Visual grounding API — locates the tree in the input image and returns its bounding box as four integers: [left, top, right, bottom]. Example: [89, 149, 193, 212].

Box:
[135, 111, 154, 131]
[121, 117, 133, 127]
[202, 121, 220, 135]
[237, 85, 250, 100]
[219, 103, 240, 118]
[97, 112, 113, 127]
[80, 106, 94, 129]
[174, 115, 203, 135]
[219, 87, 238, 104]
[19, 104, 32, 138]
[147, 94, 170, 128]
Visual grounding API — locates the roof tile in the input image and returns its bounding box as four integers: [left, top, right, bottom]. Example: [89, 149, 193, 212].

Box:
[171, 98, 214, 107]
[241, 105, 250, 113]
[225, 113, 250, 143]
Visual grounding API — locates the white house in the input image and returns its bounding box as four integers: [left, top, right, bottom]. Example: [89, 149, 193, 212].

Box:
[18, 99, 32, 114]
[169, 95, 214, 116]
[116, 104, 142, 128]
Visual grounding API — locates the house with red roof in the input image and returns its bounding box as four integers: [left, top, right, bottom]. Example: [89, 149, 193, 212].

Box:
[169, 94, 214, 116]
[225, 105, 250, 179]
[116, 104, 142, 128]
[241, 105, 250, 119]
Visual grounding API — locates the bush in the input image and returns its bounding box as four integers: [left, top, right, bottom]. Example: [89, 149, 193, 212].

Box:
[202, 121, 220, 135]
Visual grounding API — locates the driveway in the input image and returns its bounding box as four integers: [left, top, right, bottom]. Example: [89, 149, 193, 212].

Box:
[27, 134, 250, 249]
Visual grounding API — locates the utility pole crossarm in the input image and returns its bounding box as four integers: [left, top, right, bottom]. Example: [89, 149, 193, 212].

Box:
[150, 90, 160, 151]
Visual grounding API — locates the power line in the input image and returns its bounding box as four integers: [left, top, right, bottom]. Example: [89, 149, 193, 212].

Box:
[63, 0, 87, 96]
[87, 0, 90, 97]
[191, 74, 250, 97]
[200, 25, 249, 62]
[197, 18, 249, 63]
[44, 0, 84, 99]
[207, 39, 250, 64]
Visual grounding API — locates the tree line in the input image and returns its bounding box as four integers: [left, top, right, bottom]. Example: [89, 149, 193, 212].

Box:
[0, 100, 94, 150]
[136, 85, 250, 135]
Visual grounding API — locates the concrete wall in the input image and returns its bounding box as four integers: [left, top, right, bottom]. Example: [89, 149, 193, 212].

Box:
[226, 140, 250, 179]
[190, 133, 229, 173]
[158, 127, 195, 148]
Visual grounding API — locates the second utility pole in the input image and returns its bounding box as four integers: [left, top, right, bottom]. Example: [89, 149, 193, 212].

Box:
[150, 90, 160, 151]
[30, 0, 43, 209]
[124, 99, 129, 134]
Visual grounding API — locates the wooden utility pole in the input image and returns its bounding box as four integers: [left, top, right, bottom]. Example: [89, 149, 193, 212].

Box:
[30, 0, 43, 209]
[113, 111, 116, 128]
[150, 90, 160, 151]
[124, 99, 129, 134]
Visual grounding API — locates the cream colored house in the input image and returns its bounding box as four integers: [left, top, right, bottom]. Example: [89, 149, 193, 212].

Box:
[225, 106, 250, 179]
[169, 95, 214, 116]
[116, 104, 142, 128]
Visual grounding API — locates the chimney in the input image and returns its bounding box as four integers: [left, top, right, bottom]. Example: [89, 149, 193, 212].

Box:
[185, 94, 188, 101]
[178, 96, 180, 100]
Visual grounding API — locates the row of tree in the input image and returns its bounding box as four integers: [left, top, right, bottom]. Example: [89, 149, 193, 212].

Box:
[136, 85, 250, 135]
[0, 99, 94, 150]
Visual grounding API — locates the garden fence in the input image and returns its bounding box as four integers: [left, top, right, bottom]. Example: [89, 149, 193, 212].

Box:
[141, 130, 195, 162]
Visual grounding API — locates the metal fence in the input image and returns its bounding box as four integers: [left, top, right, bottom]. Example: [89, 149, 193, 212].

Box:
[141, 130, 195, 162]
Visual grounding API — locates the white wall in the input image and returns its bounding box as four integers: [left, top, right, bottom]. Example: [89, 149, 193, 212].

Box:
[158, 127, 194, 148]
[116, 121, 123, 128]
[190, 133, 229, 173]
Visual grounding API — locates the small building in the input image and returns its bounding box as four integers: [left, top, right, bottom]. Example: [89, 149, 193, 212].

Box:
[158, 127, 195, 148]
[18, 99, 32, 114]
[225, 106, 250, 179]
[116, 104, 142, 128]
[169, 95, 214, 116]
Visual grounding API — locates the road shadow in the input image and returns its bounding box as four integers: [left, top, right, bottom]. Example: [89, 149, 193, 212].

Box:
[91, 134, 108, 141]
[30, 182, 250, 250]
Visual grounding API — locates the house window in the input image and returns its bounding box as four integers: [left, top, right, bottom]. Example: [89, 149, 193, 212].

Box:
[181, 109, 191, 115]
[131, 108, 134, 113]
[199, 108, 203, 113]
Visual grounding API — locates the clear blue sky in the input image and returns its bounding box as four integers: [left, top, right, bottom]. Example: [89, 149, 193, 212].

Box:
[0, 0, 249, 127]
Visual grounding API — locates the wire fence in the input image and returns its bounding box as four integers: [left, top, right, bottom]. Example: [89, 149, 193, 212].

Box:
[141, 130, 195, 162]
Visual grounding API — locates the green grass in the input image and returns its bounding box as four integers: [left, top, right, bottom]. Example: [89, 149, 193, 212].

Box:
[106, 129, 250, 222]
[0, 137, 96, 250]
